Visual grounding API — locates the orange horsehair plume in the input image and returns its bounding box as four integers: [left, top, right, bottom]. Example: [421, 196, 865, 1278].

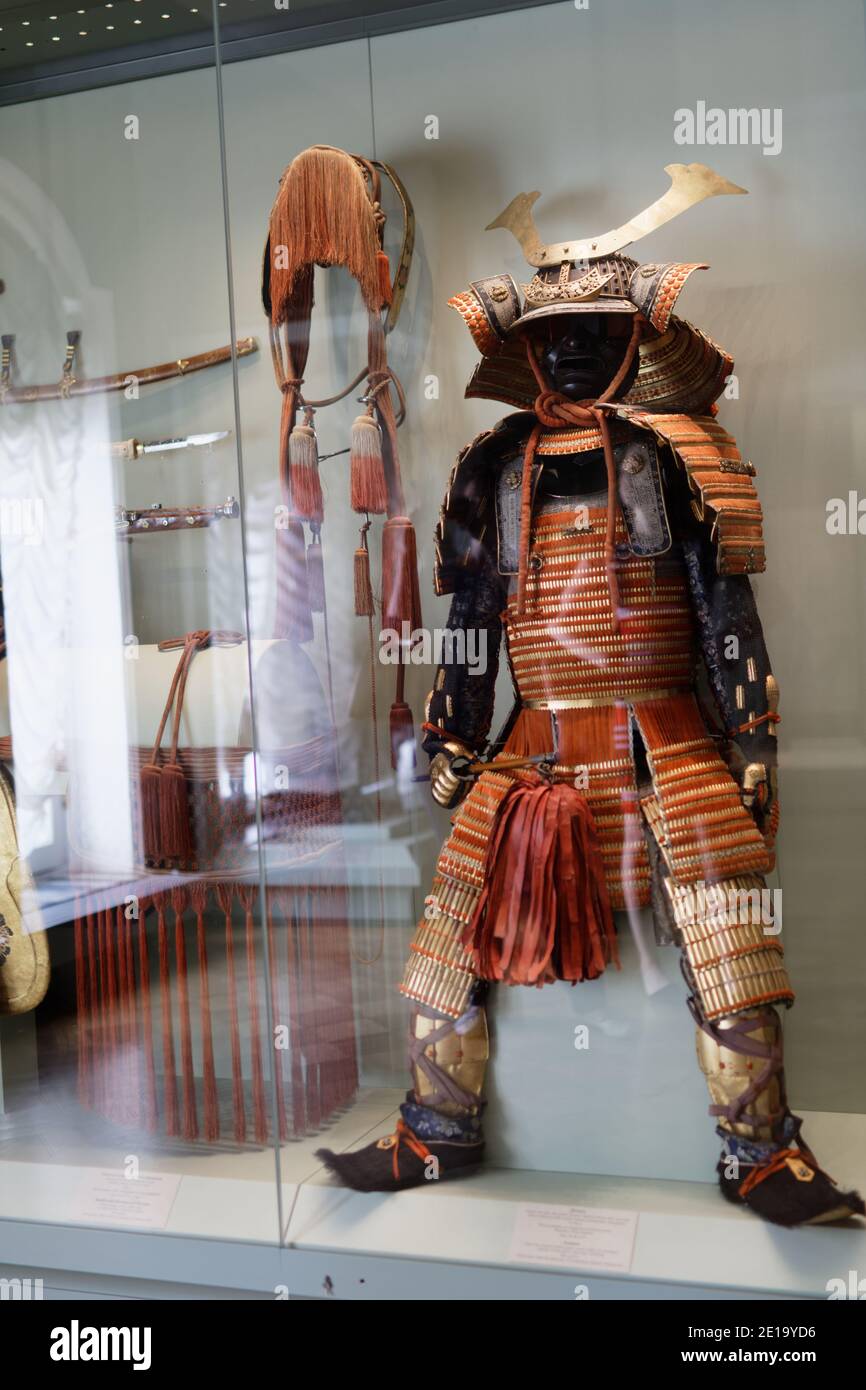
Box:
[268, 146, 383, 323]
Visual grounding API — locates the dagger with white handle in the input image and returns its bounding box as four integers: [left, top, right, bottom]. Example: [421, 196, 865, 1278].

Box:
[110, 430, 229, 461]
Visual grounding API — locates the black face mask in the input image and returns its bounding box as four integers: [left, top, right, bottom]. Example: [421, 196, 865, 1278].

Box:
[540, 316, 637, 401]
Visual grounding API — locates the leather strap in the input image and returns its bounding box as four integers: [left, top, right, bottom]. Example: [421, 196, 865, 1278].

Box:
[150, 631, 244, 764]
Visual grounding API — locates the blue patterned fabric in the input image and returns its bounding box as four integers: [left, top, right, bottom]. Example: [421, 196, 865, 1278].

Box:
[718, 1112, 801, 1166]
[400, 1099, 483, 1144]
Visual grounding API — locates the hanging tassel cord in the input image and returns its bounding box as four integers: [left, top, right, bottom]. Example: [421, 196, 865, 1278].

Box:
[367, 310, 407, 518]
[351, 582, 387, 967]
[520, 317, 644, 629]
[142, 631, 243, 864]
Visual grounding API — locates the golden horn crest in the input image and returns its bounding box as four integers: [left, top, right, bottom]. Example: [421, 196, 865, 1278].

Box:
[486, 163, 747, 266]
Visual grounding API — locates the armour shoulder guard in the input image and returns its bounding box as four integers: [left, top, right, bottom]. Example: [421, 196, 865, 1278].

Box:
[433, 412, 535, 596]
[611, 408, 765, 575]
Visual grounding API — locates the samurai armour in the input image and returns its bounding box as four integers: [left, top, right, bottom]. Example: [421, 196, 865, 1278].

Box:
[402, 424, 785, 1020]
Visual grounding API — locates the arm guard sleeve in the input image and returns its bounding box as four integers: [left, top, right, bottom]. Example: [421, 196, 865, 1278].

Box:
[422, 559, 506, 762]
[682, 531, 777, 769]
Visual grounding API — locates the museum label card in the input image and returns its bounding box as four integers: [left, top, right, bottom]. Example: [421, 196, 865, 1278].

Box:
[508, 1202, 638, 1272]
[72, 1170, 182, 1229]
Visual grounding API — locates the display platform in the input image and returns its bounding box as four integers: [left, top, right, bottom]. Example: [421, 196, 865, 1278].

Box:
[0, 1104, 862, 1300]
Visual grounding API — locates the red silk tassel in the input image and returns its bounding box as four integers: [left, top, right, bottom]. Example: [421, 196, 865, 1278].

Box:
[350, 413, 387, 515]
[380, 514, 422, 633]
[288, 422, 324, 524]
[274, 514, 314, 643]
[159, 763, 194, 866]
[353, 540, 375, 617]
[463, 773, 618, 987]
[140, 764, 162, 865]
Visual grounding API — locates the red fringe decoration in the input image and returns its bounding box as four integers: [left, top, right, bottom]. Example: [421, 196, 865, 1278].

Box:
[238, 885, 268, 1145]
[104, 908, 120, 1120]
[505, 708, 555, 759]
[268, 147, 383, 321]
[555, 706, 620, 769]
[283, 891, 307, 1137]
[156, 901, 180, 1135]
[74, 912, 89, 1107]
[171, 888, 198, 1142]
[137, 903, 158, 1130]
[190, 880, 220, 1141]
[216, 883, 246, 1144]
[381, 514, 422, 633]
[86, 913, 99, 1109]
[116, 906, 137, 1129]
[463, 772, 618, 986]
[297, 893, 321, 1130]
[72, 879, 360, 1147]
[265, 891, 288, 1141]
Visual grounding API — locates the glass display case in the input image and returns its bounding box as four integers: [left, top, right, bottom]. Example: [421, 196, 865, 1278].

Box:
[0, 0, 864, 1302]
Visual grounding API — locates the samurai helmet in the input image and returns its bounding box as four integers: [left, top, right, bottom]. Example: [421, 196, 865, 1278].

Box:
[450, 163, 747, 415]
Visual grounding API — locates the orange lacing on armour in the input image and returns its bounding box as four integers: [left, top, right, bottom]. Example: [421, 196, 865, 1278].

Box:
[737, 1144, 827, 1199]
[378, 1118, 432, 1181]
[728, 711, 782, 738]
[521, 316, 644, 630]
